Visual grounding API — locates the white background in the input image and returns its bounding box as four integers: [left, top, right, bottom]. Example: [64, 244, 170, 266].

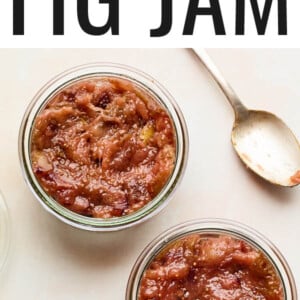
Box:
[0, 48, 299, 299]
[0, 0, 300, 47]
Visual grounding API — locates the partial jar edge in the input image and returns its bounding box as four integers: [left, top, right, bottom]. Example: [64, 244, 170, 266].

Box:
[18, 63, 189, 231]
[126, 218, 297, 300]
[0, 191, 10, 273]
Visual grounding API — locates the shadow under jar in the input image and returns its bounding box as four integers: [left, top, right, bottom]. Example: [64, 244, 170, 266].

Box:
[19, 63, 188, 231]
[126, 219, 297, 300]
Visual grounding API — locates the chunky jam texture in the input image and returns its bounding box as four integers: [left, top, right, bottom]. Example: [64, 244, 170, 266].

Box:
[31, 77, 176, 218]
[139, 234, 283, 300]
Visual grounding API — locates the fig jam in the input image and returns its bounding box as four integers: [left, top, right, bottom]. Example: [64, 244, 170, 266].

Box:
[31, 77, 176, 218]
[138, 234, 283, 300]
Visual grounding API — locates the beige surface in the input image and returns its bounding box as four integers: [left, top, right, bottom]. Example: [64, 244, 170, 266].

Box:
[0, 49, 299, 299]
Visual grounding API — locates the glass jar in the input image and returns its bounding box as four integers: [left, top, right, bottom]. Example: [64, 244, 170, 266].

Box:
[19, 63, 188, 231]
[126, 219, 297, 299]
[0, 191, 10, 272]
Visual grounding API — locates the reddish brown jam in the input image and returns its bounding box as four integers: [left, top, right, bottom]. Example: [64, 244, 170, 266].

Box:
[139, 234, 283, 300]
[31, 77, 176, 218]
[290, 170, 300, 184]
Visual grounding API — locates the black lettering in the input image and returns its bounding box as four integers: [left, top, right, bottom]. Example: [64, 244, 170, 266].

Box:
[236, 0, 245, 35]
[236, 0, 287, 35]
[77, 0, 119, 35]
[250, 0, 274, 34]
[150, 0, 172, 37]
[13, 0, 24, 35]
[278, 0, 287, 35]
[53, 0, 64, 35]
[183, 0, 225, 35]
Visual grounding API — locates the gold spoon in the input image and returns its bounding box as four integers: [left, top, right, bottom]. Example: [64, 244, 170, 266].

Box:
[192, 48, 300, 187]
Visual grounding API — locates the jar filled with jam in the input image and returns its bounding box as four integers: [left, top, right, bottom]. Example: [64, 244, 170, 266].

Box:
[127, 219, 297, 300]
[19, 63, 188, 231]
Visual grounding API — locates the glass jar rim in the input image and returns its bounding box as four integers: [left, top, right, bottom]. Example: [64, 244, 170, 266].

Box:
[126, 218, 297, 300]
[0, 191, 10, 273]
[19, 62, 189, 231]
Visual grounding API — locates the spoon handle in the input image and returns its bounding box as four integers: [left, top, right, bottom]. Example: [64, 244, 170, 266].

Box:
[192, 48, 248, 120]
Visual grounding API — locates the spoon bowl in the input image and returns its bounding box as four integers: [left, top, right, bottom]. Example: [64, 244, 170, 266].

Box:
[232, 110, 300, 187]
[192, 48, 300, 187]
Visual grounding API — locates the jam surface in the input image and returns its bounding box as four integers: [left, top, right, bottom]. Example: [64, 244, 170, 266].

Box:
[31, 77, 176, 218]
[139, 234, 283, 300]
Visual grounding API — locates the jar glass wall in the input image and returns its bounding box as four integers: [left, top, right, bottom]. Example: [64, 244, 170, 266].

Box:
[126, 219, 297, 300]
[19, 63, 188, 231]
[0, 191, 10, 272]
